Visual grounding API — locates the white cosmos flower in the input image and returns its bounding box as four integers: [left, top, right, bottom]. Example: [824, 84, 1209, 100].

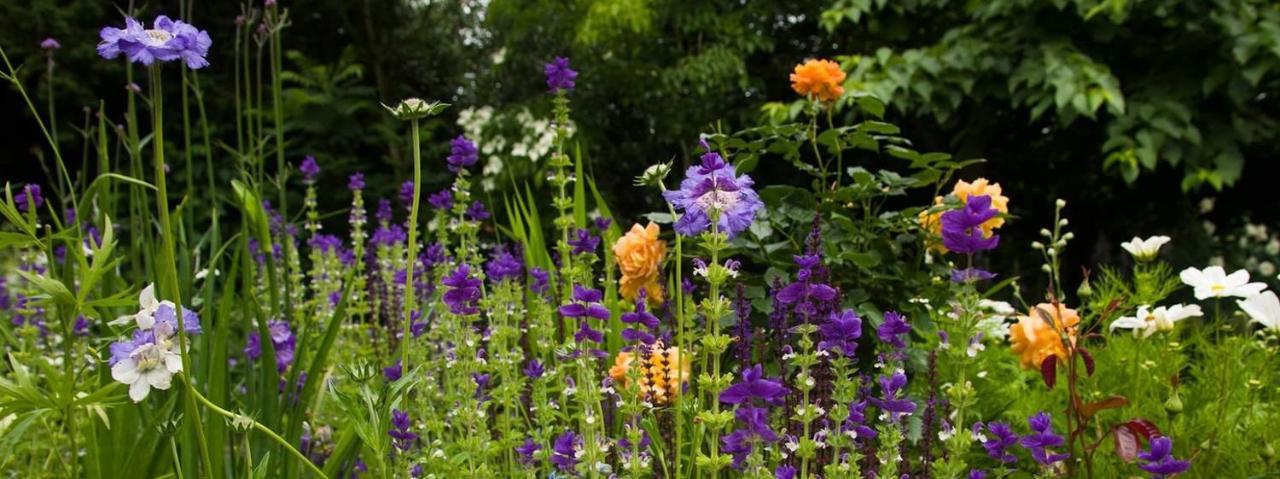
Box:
[1120, 236, 1171, 262]
[1238, 291, 1280, 332]
[111, 341, 182, 402]
[1179, 266, 1267, 300]
[1110, 304, 1203, 338]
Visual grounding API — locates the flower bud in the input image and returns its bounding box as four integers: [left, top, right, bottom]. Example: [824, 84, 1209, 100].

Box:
[1062, 232, 1074, 241]
[635, 163, 672, 187]
[1040, 264, 1052, 273]
[1059, 219, 1069, 227]
[1164, 391, 1184, 414]
[1076, 277, 1093, 299]
[383, 97, 449, 120]
[1055, 199, 1067, 208]
[1031, 241, 1044, 250]
[1040, 228, 1052, 237]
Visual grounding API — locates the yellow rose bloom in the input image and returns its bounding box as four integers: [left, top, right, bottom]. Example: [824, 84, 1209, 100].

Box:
[790, 59, 847, 102]
[613, 222, 667, 303]
[1009, 303, 1080, 370]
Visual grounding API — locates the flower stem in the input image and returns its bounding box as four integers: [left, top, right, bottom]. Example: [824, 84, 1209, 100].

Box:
[189, 386, 328, 478]
[401, 117, 422, 373]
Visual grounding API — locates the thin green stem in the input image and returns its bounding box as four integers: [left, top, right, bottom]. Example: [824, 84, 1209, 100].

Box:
[401, 118, 422, 371]
[189, 386, 328, 478]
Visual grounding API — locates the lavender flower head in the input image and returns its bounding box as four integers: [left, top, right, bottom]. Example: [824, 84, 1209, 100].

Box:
[544, 56, 578, 93]
[569, 228, 600, 255]
[299, 155, 320, 184]
[941, 194, 1000, 254]
[1020, 411, 1069, 466]
[529, 267, 550, 295]
[486, 246, 524, 284]
[428, 189, 453, 211]
[376, 198, 393, 223]
[348, 172, 365, 191]
[1138, 436, 1190, 478]
[720, 364, 789, 406]
[663, 139, 764, 238]
[877, 311, 910, 350]
[870, 371, 916, 421]
[15, 184, 42, 213]
[465, 201, 489, 221]
[621, 289, 660, 344]
[818, 308, 862, 357]
[980, 421, 1019, 464]
[447, 135, 478, 173]
[387, 409, 417, 451]
[41, 38, 61, 50]
[383, 360, 402, 382]
[523, 359, 545, 379]
[442, 264, 482, 315]
[551, 430, 581, 472]
[399, 181, 415, 208]
[98, 16, 212, 69]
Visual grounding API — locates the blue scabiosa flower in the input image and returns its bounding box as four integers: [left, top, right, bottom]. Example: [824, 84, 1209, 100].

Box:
[940, 194, 1001, 254]
[551, 430, 581, 472]
[544, 57, 578, 93]
[663, 140, 764, 238]
[98, 16, 211, 69]
[41, 38, 61, 50]
[447, 135, 478, 173]
[818, 308, 862, 357]
[1020, 411, 1069, 466]
[442, 264, 482, 315]
[1137, 436, 1190, 478]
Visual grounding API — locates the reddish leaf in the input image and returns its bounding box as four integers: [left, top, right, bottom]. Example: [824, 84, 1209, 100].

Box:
[1113, 425, 1139, 462]
[1122, 418, 1164, 441]
[1079, 347, 1096, 376]
[1081, 395, 1129, 419]
[1041, 355, 1058, 390]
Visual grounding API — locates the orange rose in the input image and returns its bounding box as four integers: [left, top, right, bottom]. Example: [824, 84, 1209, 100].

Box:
[918, 178, 1010, 252]
[790, 59, 847, 102]
[1009, 303, 1080, 370]
[613, 222, 667, 303]
[608, 344, 691, 406]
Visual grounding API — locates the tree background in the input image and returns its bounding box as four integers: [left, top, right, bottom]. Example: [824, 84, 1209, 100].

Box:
[3, 0, 1278, 289]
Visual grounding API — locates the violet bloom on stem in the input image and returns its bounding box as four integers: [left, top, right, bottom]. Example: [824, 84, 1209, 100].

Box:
[486, 246, 524, 284]
[41, 38, 61, 50]
[299, 155, 320, 184]
[941, 194, 1001, 253]
[877, 311, 910, 350]
[621, 289, 659, 344]
[523, 359, 545, 379]
[399, 181, 415, 209]
[529, 267, 550, 295]
[1019, 411, 1069, 466]
[722, 406, 783, 468]
[777, 254, 838, 320]
[427, 189, 453, 211]
[569, 228, 599, 255]
[375, 198, 393, 223]
[1138, 436, 1190, 478]
[15, 184, 42, 213]
[663, 139, 764, 238]
[980, 421, 1019, 464]
[383, 360, 402, 382]
[870, 371, 916, 421]
[245, 320, 296, 373]
[447, 135, 478, 173]
[442, 264, 482, 315]
[348, 172, 365, 191]
[465, 201, 489, 221]
[561, 285, 609, 343]
[544, 56, 578, 93]
[720, 364, 789, 406]
[387, 409, 417, 451]
[516, 438, 541, 466]
[97, 16, 211, 69]
[551, 430, 581, 472]
[818, 308, 862, 357]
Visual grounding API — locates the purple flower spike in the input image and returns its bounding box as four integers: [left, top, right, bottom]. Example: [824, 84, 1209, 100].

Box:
[720, 364, 789, 405]
[348, 172, 365, 191]
[1020, 411, 1069, 466]
[877, 311, 911, 350]
[523, 359, 545, 379]
[981, 422, 1020, 463]
[516, 438, 541, 466]
[399, 181, 415, 208]
[465, 201, 489, 221]
[15, 184, 43, 213]
[387, 409, 418, 451]
[447, 135, 478, 173]
[551, 430, 581, 472]
[442, 264, 482, 315]
[544, 56, 578, 93]
[299, 155, 320, 183]
[427, 189, 453, 211]
[1138, 436, 1190, 478]
[818, 309, 862, 357]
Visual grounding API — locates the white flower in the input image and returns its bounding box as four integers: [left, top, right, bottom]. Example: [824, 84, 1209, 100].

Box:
[111, 342, 182, 402]
[109, 283, 173, 330]
[1110, 304, 1203, 338]
[1238, 291, 1280, 332]
[1120, 236, 1171, 262]
[1179, 266, 1267, 299]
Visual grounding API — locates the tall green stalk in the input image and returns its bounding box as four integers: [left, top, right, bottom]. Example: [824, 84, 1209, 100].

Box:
[401, 117, 422, 371]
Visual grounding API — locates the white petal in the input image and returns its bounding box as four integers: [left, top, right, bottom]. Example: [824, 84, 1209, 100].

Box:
[1179, 267, 1205, 288]
[139, 283, 157, 309]
[128, 379, 151, 402]
[112, 359, 140, 384]
[1110, 317, 1143, 331]
[1225, 269, 1252, 288]
[145, 369, 173, 390]
[164, 352, 184, 373]
[135, 311, 155, 330]
[1239, 292, 1280, 330]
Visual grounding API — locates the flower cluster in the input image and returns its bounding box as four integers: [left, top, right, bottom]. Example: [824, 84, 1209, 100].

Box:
[109, 284, 202, 402]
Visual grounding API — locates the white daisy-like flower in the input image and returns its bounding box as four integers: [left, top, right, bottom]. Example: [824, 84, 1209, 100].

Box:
[1120, 236, 1171, 262]
[1238, 291, 1280, 332]
[1109, 304, 1203, 338]
[1179, 266, 1267, 299]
